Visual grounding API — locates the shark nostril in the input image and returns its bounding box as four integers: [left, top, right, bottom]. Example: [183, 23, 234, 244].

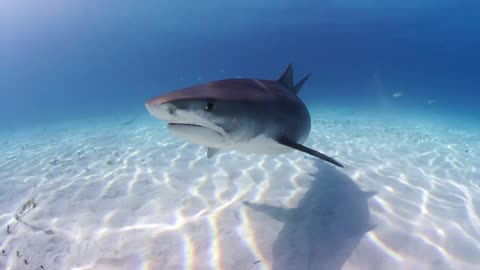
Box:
[167, 104, 177, 115]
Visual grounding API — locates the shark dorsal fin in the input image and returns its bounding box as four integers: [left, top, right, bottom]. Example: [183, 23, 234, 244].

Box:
[278, 64, 311, 94]
[278, 64, 294, 90]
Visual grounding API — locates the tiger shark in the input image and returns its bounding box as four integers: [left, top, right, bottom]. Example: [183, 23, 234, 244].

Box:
[145, 64, 343, 167]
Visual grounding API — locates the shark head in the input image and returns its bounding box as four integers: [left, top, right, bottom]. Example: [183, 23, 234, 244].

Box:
[145, 97, 226, 147]
[145, 80, 274, 149]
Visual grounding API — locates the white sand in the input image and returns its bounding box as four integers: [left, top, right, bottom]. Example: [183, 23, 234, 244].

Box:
[0, 109, 479, 270]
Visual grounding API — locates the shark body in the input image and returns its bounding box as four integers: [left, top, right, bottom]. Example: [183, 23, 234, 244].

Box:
[145, 64, 343, 167]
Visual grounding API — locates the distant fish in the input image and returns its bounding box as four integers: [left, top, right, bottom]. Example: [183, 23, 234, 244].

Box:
[392, 92, 404, 98]
[427, 99, 437, 104]
[122, 114, 142, 126]
[123, 118, 135, 126]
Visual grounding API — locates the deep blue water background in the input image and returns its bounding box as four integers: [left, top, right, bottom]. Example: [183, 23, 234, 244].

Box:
[1, 1, 479, 129]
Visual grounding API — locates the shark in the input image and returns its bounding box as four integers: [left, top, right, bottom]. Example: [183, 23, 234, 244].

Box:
[145, 64, 343, 167]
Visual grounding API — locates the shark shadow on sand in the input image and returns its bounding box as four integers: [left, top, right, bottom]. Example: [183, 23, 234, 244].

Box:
[244, 162, 376, 270]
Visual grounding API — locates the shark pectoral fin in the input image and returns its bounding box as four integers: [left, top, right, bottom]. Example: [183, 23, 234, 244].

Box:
[207, 147, 220, 158]
[277, 137, 344, 168]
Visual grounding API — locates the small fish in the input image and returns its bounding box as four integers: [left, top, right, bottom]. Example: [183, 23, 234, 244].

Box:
[123, 119, 135, 125]
[392, 92, 404, 98]
[427, 99, 437, 104]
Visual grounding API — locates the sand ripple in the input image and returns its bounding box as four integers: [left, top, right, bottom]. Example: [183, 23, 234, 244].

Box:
[0, 111, 479, 269]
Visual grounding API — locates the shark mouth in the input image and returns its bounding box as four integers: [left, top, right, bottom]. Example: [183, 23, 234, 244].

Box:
[168, 123, 203, 128]
[168, 123, 226, 138]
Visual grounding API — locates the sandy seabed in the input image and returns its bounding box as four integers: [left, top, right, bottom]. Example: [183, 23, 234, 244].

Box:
[0, 109, 479, 270]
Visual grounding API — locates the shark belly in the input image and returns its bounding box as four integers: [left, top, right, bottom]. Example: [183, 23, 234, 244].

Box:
[223, 136, 293, 155]
[169, 123, 294, 155]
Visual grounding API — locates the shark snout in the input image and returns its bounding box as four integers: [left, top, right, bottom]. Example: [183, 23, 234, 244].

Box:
[145, 100, 177, 121]
[145, 96, 167, 107]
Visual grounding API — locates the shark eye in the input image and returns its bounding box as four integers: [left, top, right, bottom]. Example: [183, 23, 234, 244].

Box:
[205, 102, 214, 112]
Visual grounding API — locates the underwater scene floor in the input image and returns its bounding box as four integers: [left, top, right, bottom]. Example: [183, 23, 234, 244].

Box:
[0, 109, 479, 270]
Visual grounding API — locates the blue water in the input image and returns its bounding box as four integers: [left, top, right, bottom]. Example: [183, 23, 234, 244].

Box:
[1, 2, 480, 270]
[1, 1, 479, 129]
